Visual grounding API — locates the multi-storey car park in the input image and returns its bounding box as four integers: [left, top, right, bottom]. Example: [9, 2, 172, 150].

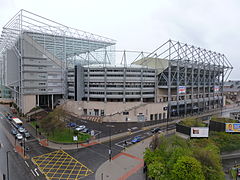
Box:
[0, 10, 115, 114]
[0, 10, 233, 122]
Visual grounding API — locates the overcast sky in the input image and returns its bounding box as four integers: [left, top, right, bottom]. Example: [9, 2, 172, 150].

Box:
[0, 0, 239, 80]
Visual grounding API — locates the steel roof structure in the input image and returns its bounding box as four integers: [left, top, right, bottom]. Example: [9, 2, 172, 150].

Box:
[0, 9, 116, 60]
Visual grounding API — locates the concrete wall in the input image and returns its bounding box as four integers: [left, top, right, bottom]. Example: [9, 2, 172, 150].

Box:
[6, 49, 19, 85]
[23, 95, 36, 114]
[63, 100, 168, 122]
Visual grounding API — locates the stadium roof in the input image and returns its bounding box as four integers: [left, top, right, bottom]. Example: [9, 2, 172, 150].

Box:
[0, 10, 116, 56]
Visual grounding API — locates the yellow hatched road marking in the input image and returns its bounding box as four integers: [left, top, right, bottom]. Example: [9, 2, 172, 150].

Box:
[32, 149, 93, 180]
[50, 151, 70, 178]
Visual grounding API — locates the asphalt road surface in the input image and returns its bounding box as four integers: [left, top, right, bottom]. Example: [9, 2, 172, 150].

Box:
[0, 105, 46, 180]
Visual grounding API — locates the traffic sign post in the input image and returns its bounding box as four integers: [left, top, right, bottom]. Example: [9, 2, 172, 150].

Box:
[73, 136, 78, 149]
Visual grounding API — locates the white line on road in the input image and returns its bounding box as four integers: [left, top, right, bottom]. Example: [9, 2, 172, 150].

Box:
[31, 169, 36, 177]
[34, 168, 39, 176]
[24, 161, 29, 167]
[115, 143, 125, 148]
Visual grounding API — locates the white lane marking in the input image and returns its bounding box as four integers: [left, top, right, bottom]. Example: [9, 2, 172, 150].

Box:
[31, 169, 36, 177]
[34, 168, 39, 176]
[115, 143, 125, 148]
[115, 137, 133, 148]
[94, 131, 101, 136]
[25, 161, 29, 167]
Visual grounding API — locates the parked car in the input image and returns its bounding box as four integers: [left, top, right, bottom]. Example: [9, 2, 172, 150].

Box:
[7, 115, 12, 121]
[151, 128, 161, 134]
[237, 168, 240, 177]
[75, 125, 86, 131]
[18, 127, 26, 133]
[131, 136, 142, 144]
[24, 132, 30, 138]
[16, 133, 23, 140]
[67, 122, 77, 128]
[11, 129, 17, 135]
[82, 128, 90, 133]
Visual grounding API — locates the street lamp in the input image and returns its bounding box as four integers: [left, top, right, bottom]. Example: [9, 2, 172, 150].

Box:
[106, 123, 115, 161]
[22, 134, 26, 157]
[6, 151, 10, 180]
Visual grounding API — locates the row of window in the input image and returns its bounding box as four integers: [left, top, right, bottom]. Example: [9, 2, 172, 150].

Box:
[86, 91, 154, 95]
[150, 113, 166, 121]
[85, 69, 155, 73]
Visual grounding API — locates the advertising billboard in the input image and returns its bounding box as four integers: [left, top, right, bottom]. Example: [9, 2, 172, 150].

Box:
[214, 86, 220, 92]
[190, 127, 209, 138]
[178, 86, 186, 94]
[225, 123, 240, 133]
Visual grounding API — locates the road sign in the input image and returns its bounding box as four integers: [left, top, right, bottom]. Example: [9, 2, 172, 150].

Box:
[73, 136, 78, 141]
[90, 130, 95, 136]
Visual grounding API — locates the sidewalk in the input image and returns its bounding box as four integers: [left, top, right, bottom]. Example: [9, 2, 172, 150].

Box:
[95, 129, 175, 180]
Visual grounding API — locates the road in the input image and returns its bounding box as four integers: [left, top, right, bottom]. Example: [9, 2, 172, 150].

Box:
[0, 105, 46, 180]
[0, 104, 175, 180]
[0, 103, 236, 180]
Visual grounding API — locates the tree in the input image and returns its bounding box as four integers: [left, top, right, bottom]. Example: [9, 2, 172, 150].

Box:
[193, 145, 225, 180]
[171, 156, 205, 180]
[148, 161, 167, 180]
[149, 134, 161, 150]
[39, 108, 66, 136]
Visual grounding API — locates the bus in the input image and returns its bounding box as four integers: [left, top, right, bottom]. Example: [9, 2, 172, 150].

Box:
[12, 117, 23, 128]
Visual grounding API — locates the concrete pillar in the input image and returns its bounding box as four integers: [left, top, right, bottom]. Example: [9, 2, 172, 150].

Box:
[51, 94, 54, 109]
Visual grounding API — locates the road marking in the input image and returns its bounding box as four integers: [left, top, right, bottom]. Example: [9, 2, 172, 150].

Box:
[34, 168, 39, 176]
[115, 143, 125, 148]
[32, 150, 93, 179]
[94, 131, 101, 137]
[25, 161, 29, 167]
[31, 169, 36, 176]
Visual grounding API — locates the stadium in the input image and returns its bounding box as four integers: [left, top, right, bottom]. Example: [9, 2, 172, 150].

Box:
[0, 10, 233, 122]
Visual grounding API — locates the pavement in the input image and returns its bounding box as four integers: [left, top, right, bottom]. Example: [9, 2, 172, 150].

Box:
[95, 129, 175, 180]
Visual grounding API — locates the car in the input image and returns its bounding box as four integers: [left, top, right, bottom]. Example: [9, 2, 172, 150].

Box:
[16, 133, 23, 140]
[131, 136, 142, 144]
[151, 128, 161, 133]
[24, 132, 30, 138]
[82, 128, 90, 133]
[67, 122, 77, 128]
[11, 129, 17, 135]
[237, 168, 240, 177]
[7, 115, 12, 121]
[75, 125, 86, 131]
[18, 127, 26, 133]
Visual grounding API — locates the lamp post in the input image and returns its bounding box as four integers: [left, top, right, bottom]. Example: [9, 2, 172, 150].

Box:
[6, 151, 10, 180]
[22, 134, 26, 157]
[106, 123, 115, 161]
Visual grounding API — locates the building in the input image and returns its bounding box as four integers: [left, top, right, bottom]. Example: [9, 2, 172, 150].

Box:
[65, 63, 168, 122]
[223, 80, 240, 103]
[230, 111, 240, 121]
[133, 40, 232, 118]
[0, 11, 233, 122]
[0, 10, 115, 113]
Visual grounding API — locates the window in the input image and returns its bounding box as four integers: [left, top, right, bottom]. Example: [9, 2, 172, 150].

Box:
[159, 113, 162, 120]
[155, 114, 158, 120]
[163, 113, 166, 119]
[100, 110, 104, 116]
[150, 114, 153, 121]
[123, 111, 129, 115]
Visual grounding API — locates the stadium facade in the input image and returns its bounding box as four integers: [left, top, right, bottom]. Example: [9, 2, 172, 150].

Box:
[0, 10, 115, 114]
[0, 10, 233, 122]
